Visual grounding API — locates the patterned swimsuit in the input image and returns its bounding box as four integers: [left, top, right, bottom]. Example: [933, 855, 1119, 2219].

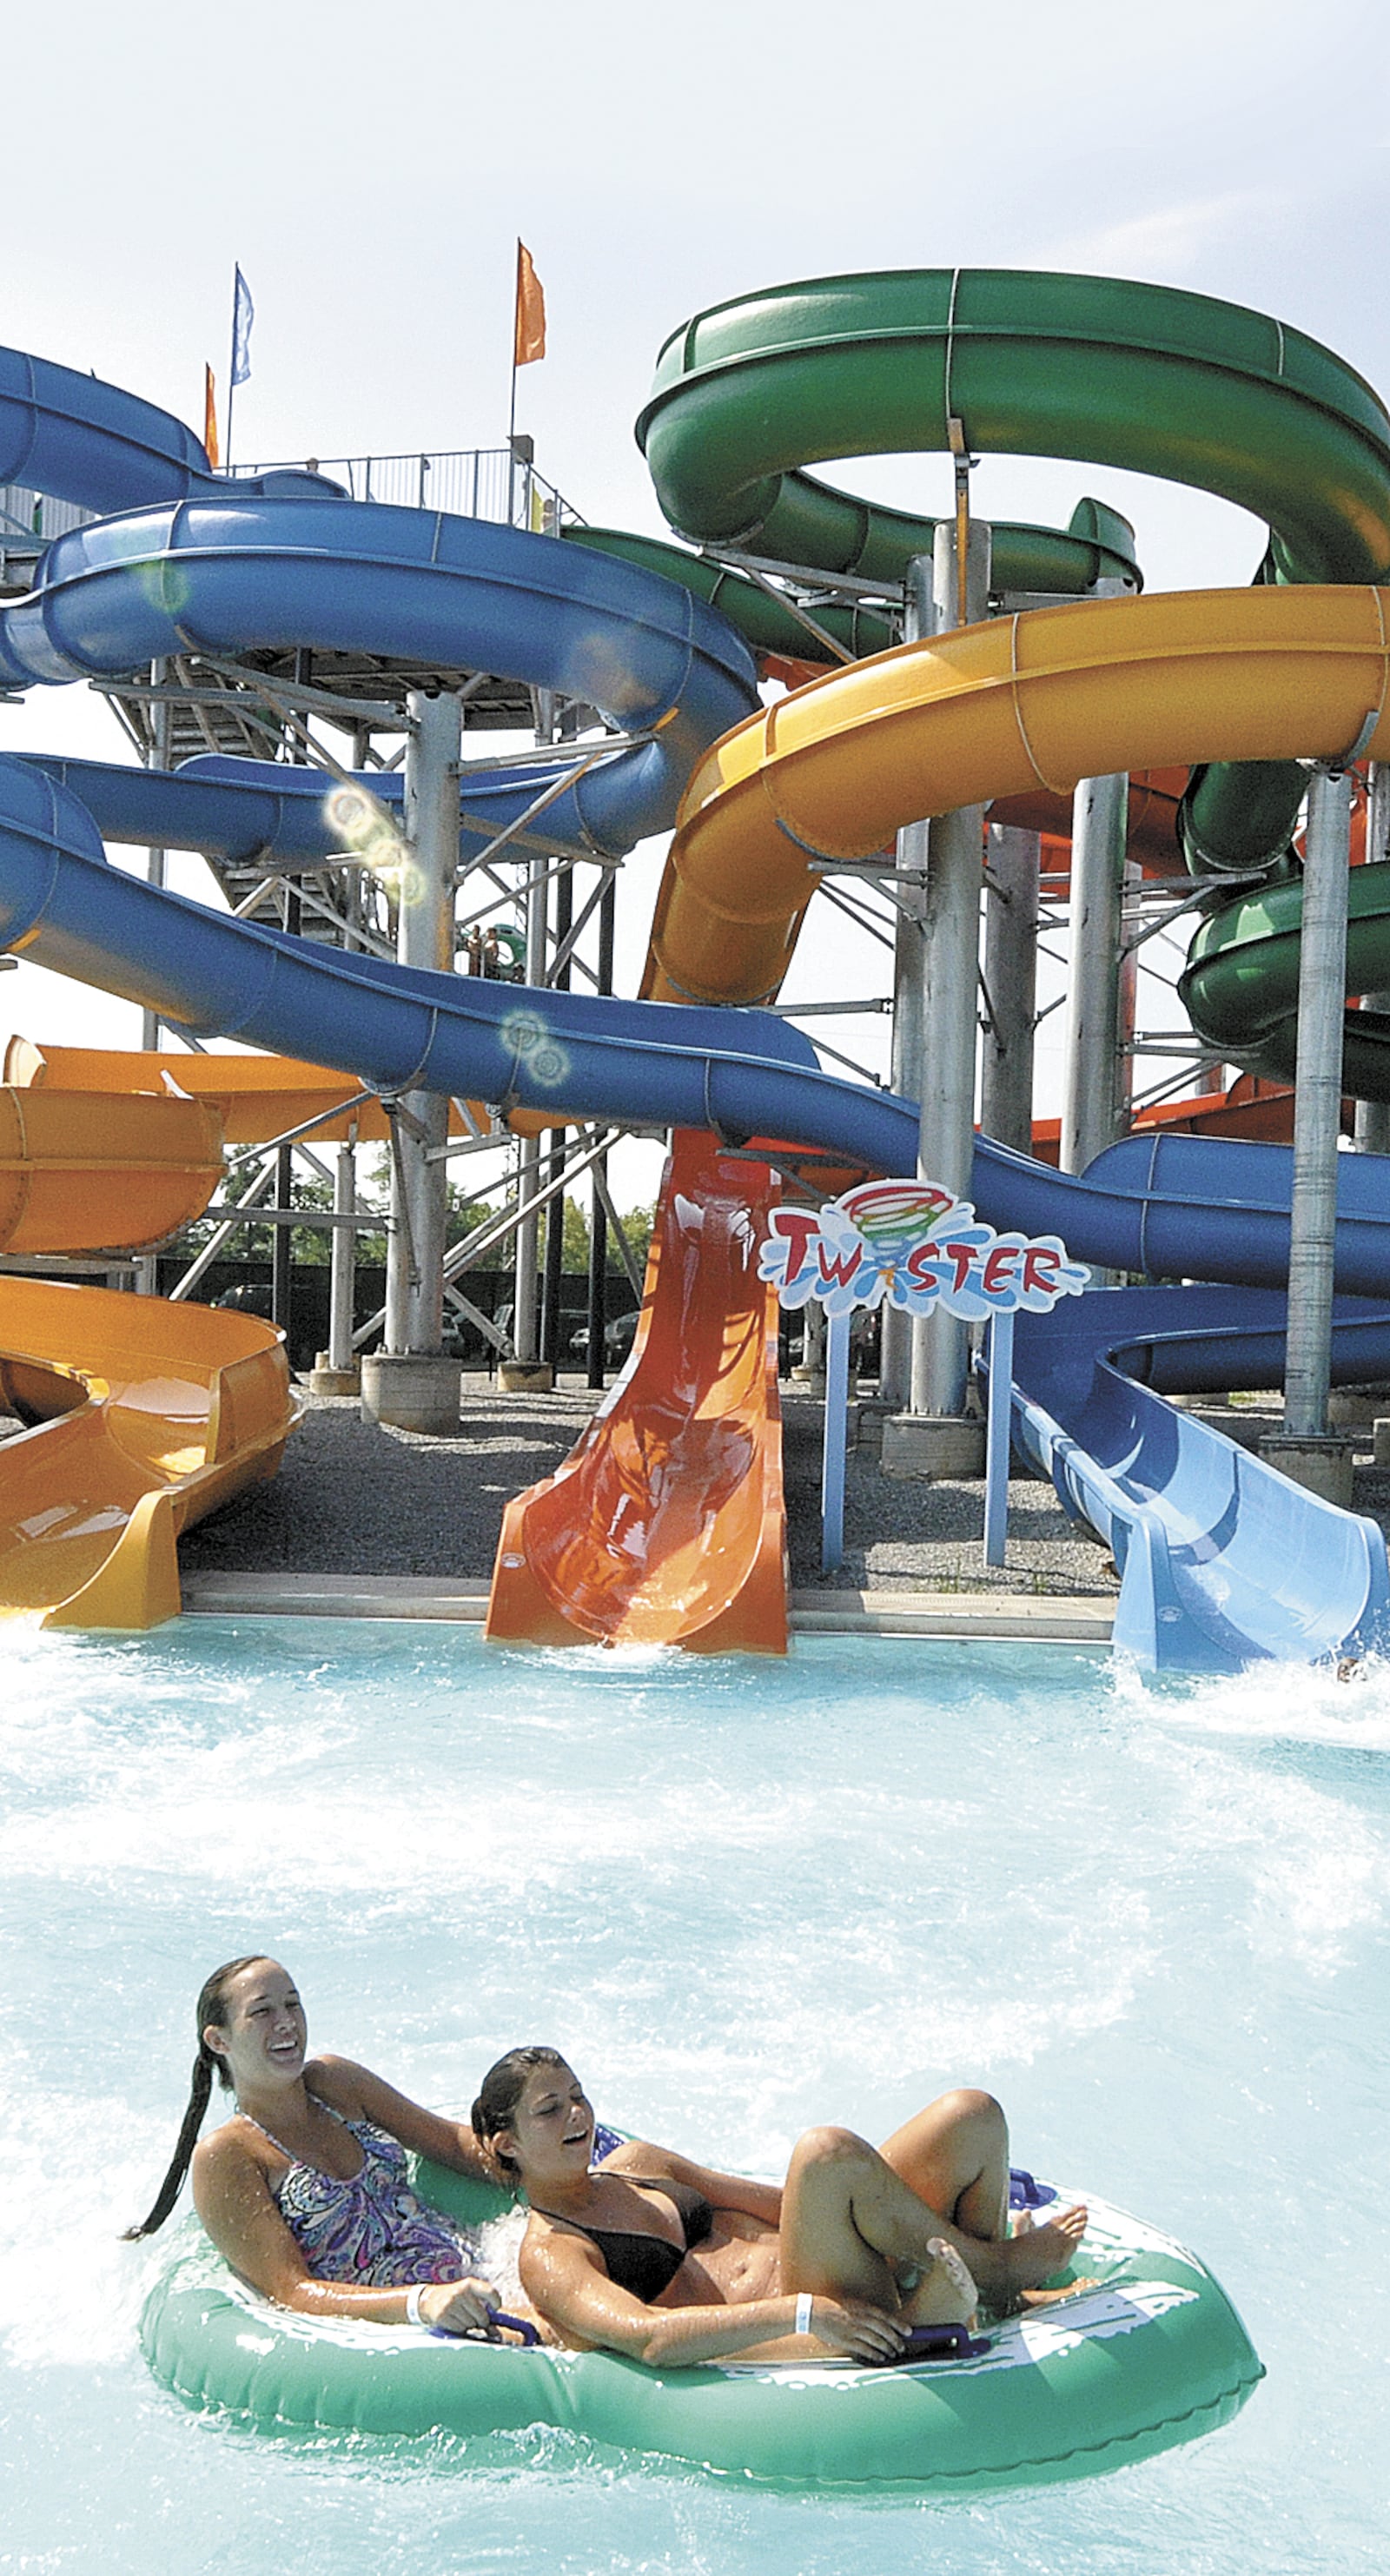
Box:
[253, 2109, 474, 2287]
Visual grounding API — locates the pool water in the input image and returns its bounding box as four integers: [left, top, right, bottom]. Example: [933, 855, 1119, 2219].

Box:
[1, 1619, 1386, 2573]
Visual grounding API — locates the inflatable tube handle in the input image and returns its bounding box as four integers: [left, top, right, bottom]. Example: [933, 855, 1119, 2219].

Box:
[427, 2308, 540, 2348]
[898, 2323, 992, 2363]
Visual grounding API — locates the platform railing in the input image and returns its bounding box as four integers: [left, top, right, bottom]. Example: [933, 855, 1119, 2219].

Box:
[0, 445, 581, 590]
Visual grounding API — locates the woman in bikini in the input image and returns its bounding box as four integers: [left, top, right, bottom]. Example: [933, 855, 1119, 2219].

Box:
[470, 2045, 1089, 2369]
[124, 1955, 506, 2338]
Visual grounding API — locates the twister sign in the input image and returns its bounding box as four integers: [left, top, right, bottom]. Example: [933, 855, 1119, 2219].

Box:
[758, 1178, 1089, 1321]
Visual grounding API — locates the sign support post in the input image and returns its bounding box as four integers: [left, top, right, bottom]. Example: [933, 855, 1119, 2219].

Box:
[821, 1306, 852, 1574]
[983, 1306, 1016, 1568]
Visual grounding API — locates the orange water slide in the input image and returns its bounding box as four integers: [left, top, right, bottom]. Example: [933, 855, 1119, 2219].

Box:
[6, 1039, 553, 1142]
[485, 1131, 787, 1652]
[0, 1058, 295, 1628]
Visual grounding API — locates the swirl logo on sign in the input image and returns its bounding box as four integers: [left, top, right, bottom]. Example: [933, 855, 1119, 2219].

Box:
[758, 1178, 1089, 1322]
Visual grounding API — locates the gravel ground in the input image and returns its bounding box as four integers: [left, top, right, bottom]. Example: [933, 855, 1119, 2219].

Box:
[175, 1373, 1123, 1597]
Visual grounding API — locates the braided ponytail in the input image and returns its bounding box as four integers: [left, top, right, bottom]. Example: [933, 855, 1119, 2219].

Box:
[122, 1956, 268, 2242]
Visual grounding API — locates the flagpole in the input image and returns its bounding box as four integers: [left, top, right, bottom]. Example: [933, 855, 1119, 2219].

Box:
[507, 238, 520, 523]
[225, 270, 237, 474]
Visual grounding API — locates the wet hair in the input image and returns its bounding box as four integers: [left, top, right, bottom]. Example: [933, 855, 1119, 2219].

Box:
[470, 2045, 569, 2180]
[121, 1955, 274, 2241]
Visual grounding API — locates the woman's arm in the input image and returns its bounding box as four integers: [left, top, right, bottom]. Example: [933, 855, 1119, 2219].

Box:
[306, 2054, 493, 2180]
[520, 2225, 904, 2368]
[190, 2129, 496, 2334]
[603, 2137, 782, 2228]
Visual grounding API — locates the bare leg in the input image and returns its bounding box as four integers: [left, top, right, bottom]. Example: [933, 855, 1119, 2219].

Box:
[877, 2089, 1088, 2305]
[778, 2127, 976, 2323]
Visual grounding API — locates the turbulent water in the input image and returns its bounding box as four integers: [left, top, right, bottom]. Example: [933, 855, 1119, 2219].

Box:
[1, 1619, 1385, 2573]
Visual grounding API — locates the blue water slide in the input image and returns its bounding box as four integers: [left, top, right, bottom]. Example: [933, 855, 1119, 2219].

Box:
[17, 750, 657, 873]
[1003, 1287, 1390, 1671]
[0, 344, 341, 513]
[0, 498, 757, 856]
[3, 759, 1390, 1672]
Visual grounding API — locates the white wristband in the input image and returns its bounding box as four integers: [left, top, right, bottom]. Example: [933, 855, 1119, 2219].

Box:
[405, 2284, 425, 2328]
[795, 2291, 813, 2336]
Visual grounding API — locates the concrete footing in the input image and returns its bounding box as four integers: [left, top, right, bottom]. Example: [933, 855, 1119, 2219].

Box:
[881, 1412, 986, 1481]
[360, 1352, 460, 1435]
[1256, 1430, 1356, 1508]
[309, 1352, 361, 1398]
[1328, 1382, 1390, 1428]
[497, 1360, 554, 1394]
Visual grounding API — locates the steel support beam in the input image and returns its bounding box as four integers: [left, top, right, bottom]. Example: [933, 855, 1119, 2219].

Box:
[384, 690, 460, 1355]
[879, 556, 930, 1413]
[980, 824, 1040, 1155]
[328, 1137, 358, 1374]
[910, 519, 990, 1418]
[1354, 761, 1390, 1154]
[1060, 770, 1129, 1174]
[1283, 765, 1354, 1438]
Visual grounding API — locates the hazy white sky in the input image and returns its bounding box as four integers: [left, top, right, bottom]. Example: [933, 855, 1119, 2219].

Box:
[2, 0, 1387, 1197]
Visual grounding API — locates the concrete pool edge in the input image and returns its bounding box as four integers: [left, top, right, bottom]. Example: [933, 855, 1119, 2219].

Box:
[178, 1571, 1114, 1644]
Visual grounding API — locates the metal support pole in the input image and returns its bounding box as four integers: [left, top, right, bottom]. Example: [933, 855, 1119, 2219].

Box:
[1061, 769, 1129, 1174]
[1354, 762, 1390, 1154]
[512, 856, 547, 1367]
[980, 825, 1040, 1154]
[910, 518, 991, 1418]
[586, 877, 616, 1388]
[272, 871, 300, 1348]
[328, 1138, 357, 1372]
[540, 861, 573, 1369]
[134, 663, 174, 1295]
[140, 660, 172, 1052]
[384, 690, 460, 1356]
[1283, 765, 1354, 1439]
[1115, 858, 1141, 1134]
[1061, 579, 1132, 1178]
[880, 556, 930, 1412]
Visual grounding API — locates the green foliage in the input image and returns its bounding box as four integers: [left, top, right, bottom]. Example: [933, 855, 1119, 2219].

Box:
[553, 1195, 654, 1277]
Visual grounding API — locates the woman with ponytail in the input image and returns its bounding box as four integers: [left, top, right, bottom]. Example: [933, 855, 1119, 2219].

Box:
[125, 1956, 513, 2339]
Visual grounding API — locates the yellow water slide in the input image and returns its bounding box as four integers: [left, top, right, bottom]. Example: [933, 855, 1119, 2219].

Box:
[644, 585, 1390, 1006]
[0, 1047, 296, 1628]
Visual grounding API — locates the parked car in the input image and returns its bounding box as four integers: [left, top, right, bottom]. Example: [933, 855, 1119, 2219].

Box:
[568, 1309, 640, 1363]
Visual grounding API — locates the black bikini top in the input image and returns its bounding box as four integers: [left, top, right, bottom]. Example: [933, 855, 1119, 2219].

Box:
[532, 2173, 714, 2303]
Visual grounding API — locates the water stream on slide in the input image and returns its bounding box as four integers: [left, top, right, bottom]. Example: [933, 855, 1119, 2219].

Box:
[1, 1620, 1384, 2572]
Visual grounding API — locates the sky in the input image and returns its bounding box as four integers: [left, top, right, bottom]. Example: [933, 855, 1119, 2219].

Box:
[2, 0, 1388, 1207]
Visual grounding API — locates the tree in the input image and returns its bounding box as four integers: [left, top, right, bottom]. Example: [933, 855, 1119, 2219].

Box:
[552, 1195, 654, 1279]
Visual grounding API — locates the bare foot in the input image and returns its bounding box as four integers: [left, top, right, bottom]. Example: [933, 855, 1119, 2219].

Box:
[1017, 2275, 1100, 2310]
[990, 2203, 1089, 2298]
[920, 2235, 977, 2325]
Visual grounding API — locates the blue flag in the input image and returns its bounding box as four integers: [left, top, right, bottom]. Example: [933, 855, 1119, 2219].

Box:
[231, 267, 255, 388]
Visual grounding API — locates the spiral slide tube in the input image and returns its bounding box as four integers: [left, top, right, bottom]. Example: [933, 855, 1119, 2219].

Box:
[634, 266, 1390, 876]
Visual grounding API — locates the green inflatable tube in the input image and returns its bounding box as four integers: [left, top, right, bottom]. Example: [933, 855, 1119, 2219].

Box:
[139, 2164, 1261, 2490]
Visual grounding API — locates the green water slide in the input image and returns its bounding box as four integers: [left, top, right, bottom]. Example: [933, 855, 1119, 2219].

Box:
[564, 498, 1141, 665]
[592, 265, 1390, 1105]
[633, 267, 1390, 874]
[1182, 864, 1390, 1100]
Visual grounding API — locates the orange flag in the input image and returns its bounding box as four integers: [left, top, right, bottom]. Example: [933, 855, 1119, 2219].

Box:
[513, 242, 546, 368]
[203, 363, 220, 468]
